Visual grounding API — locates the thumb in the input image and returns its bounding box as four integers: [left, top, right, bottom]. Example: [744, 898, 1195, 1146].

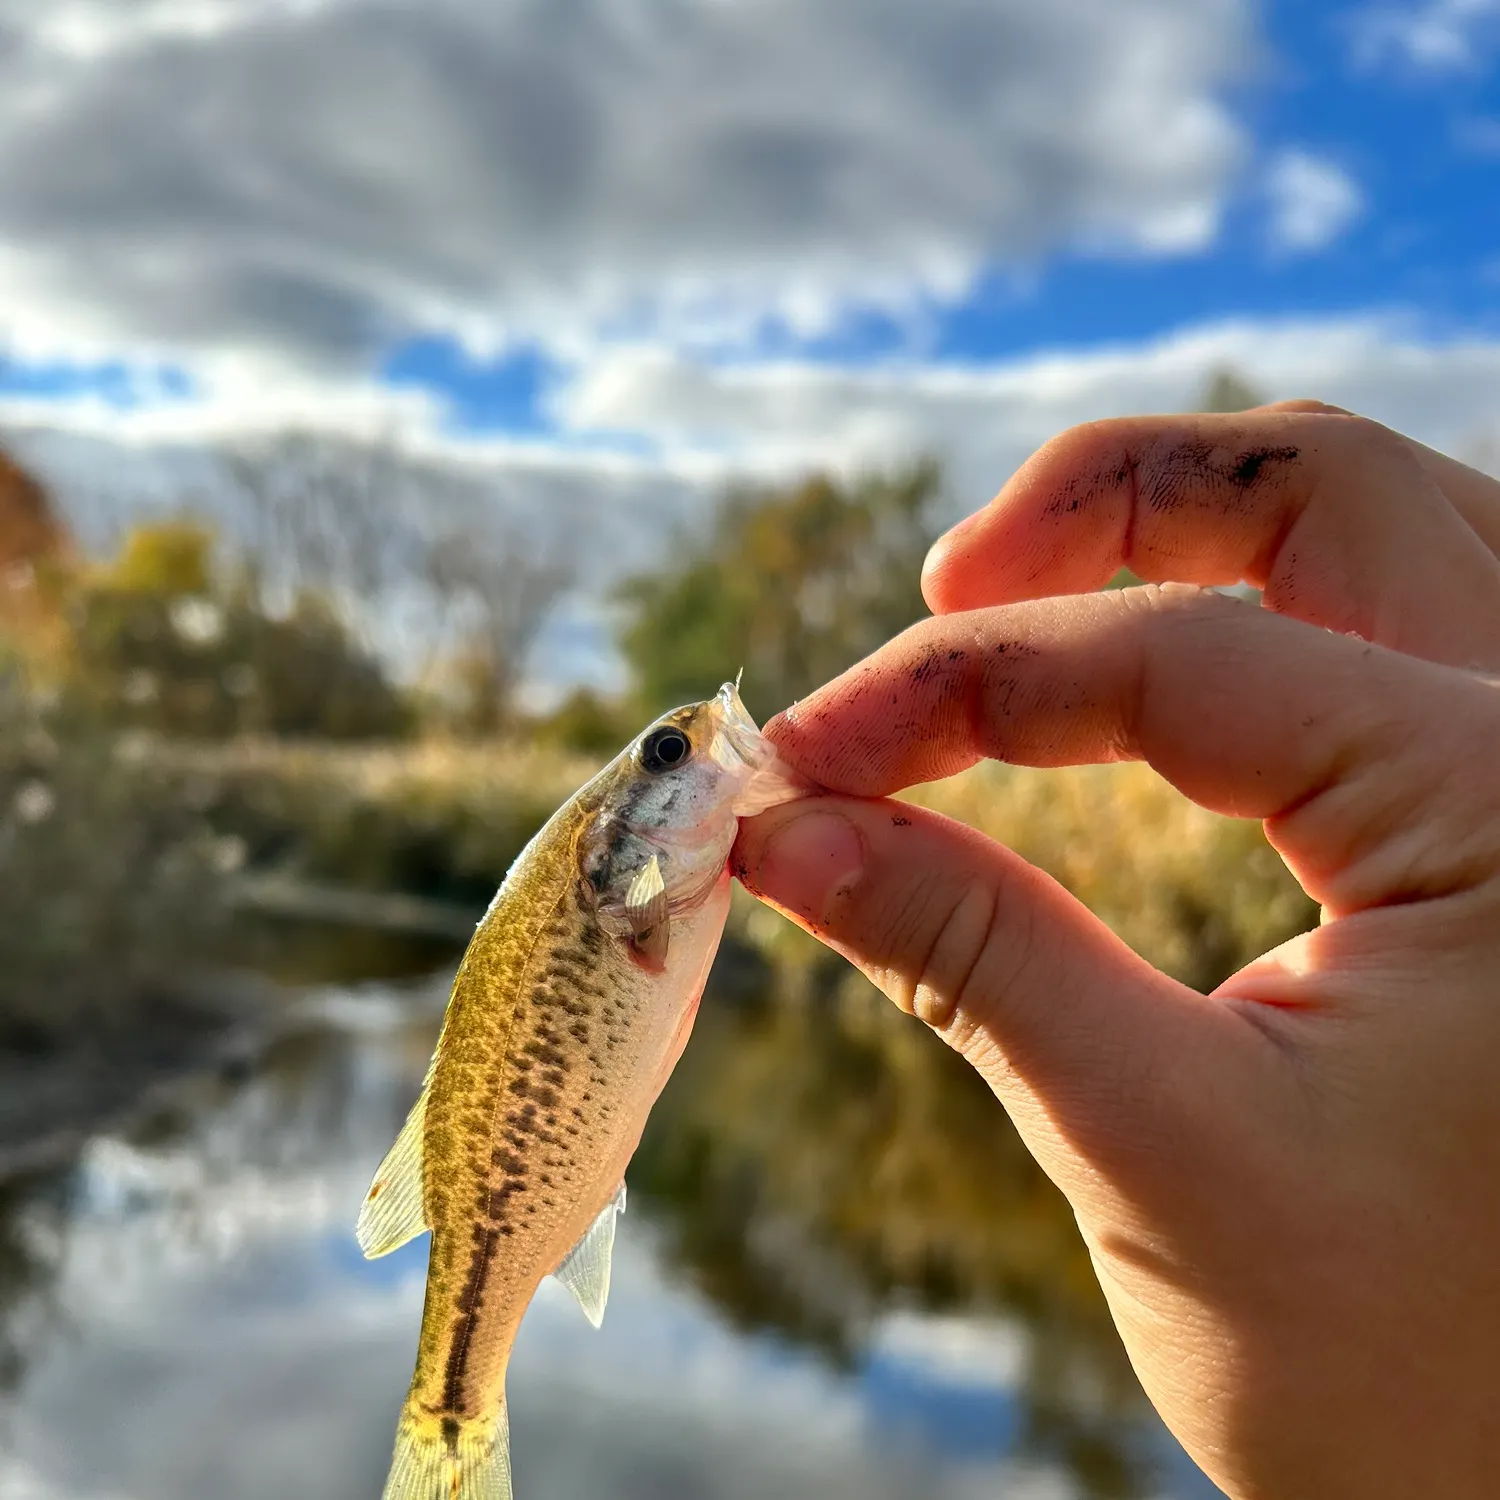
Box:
[733, 794, 1257, 1210]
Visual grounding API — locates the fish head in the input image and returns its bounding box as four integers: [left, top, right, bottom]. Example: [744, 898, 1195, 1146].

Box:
[582, 680, 808, 928]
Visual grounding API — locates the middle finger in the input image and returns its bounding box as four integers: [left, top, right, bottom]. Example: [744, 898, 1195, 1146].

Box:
[923, 410, 1500, 671]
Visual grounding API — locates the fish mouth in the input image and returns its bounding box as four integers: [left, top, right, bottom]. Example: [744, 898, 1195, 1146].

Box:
[707, 679, 811, 817]
[708, 679, 765, 764]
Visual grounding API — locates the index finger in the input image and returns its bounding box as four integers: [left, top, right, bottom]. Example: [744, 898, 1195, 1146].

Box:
[768, 587, 1500, 915]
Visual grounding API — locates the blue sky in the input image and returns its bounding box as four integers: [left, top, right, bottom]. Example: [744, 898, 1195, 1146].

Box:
[0, 0, 1496, 687]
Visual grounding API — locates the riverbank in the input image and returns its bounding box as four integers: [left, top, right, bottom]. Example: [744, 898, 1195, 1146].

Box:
[0, 733, 1317, 1181]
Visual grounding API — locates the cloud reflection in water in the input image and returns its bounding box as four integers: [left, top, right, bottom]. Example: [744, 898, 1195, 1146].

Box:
[0, 979, 1214, 1500]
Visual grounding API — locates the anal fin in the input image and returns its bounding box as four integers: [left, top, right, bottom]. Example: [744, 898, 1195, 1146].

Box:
[552, 1182, 626, 1328]
[356, 1089, 431, 1258]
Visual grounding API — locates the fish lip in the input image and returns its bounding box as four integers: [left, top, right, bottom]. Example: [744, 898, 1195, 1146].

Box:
[708, 679, 773, 772]
[708, 679, 813, 816]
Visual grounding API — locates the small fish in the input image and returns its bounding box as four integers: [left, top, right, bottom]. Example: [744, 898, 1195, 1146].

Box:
[359, 681, 803, 1500]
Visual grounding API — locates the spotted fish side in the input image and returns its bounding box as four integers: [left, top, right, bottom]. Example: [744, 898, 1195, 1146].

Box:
[374, 793, 731, 1500]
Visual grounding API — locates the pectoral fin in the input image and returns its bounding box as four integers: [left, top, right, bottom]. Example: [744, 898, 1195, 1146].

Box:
[356, 1089, 431, 1258]
[625, 854, 670, 969]
[552, 1182, 626, 1328]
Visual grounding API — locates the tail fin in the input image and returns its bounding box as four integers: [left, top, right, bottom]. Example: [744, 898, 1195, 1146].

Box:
[382, 1401, 511, 1500]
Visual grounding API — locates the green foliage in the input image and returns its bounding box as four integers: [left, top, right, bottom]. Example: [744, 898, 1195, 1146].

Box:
[618, 461, 943, 721]
[1198, 365, 1268, 414]
[169, 739, 595, 909]
[67, 523, 411, 741]
[0, 664, 231, 1045]
[527, 687, 637, 756]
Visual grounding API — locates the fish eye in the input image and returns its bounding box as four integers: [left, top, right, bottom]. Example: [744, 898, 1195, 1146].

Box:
[640, 727, 692, 774]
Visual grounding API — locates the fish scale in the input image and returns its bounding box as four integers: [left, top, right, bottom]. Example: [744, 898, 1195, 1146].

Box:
[358, 683, 802, 1500]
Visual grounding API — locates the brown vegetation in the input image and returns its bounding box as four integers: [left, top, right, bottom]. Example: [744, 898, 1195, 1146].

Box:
[0, 450, 71, 651]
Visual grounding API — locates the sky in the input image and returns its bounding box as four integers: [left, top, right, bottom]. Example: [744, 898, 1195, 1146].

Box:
[0, 0, 1496, 688]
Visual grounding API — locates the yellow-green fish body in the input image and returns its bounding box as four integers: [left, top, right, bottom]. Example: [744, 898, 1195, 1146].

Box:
[359, 683, 800, 1500]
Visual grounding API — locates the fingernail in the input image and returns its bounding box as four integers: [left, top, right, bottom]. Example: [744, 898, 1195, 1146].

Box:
[751, 810, 866, 928]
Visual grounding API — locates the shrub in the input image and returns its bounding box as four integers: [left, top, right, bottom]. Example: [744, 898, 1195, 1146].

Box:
[67, 522, 412, 742]
[0, 662, 232, 1047]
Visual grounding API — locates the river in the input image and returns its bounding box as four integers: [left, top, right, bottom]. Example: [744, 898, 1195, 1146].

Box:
[0, 969, 1224, 1500]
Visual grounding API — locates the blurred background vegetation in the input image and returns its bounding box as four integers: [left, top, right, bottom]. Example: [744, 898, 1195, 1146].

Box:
[0, 366, 1315, 1496]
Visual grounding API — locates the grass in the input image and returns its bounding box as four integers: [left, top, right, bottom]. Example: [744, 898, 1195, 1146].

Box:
[157, 736, 1317, 992]
[157, 737, 595, 910]
[0, 679, 232, 1049]
[906, 760, 1318, 992]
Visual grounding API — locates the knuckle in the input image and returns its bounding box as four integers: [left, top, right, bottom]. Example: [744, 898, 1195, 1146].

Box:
[1260, 398, 1353, 418]
[865, 864, 1005, 1028]
[908, 877, 1002, 1032]
[1332, 412, 1421, 475]
[1028, 417, 1134, 486]
[877, 859, 1047, 1069]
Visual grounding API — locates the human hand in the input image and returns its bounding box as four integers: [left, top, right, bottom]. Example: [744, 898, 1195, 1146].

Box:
[733, 405, 1500, 1500]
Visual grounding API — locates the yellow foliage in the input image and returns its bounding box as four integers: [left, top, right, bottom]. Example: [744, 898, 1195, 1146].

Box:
[906, 760, 1317, 990]
[735, 759, 1317, 995]
[106, 521, 214, 595]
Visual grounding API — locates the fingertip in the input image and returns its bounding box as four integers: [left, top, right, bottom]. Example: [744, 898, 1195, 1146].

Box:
[733, 801, 868, 931]
[921, 526, 976, 613]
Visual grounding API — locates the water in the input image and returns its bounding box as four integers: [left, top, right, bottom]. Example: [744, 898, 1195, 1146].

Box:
[0, 972, 1223, 1500]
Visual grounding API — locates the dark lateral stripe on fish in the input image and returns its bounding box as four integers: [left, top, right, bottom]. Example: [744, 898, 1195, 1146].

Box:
[443, 1224, 503, 1415]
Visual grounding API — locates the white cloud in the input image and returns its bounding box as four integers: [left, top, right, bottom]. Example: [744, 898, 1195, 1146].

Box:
[1263, 150, 1364, 254]
[1352, 0, 1500, 71]
[0, 0, 1250, 388]
[11, 1, 343, 61]
[1454, 115, 1500, 155]
[552, 315, 1500, 507]
[13, 316, 1500, 517]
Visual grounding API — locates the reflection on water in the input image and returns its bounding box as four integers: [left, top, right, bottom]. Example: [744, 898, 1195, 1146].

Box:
[0, 972, 1223, 1500]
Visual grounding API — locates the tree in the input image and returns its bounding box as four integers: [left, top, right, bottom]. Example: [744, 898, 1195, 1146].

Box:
[420, 530, 569, 736]
[0, 446, 73, 659]
[618, 460, 943, 722]
[68, 520, 411, 740]
[1198, 366, 1268, 414]
[222, 434, 570, 732]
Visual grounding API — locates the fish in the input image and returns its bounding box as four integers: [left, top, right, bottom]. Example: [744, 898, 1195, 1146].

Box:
[358, 680, 804, 1500]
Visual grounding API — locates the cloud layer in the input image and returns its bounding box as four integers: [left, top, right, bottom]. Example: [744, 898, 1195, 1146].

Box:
[553, 314, 1500, 503]
[0, 0, 1250, 384]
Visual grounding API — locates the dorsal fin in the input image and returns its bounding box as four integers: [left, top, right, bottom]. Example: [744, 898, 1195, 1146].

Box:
[356, 1089, 431, 1259]
[552, 1182, 626, 1327]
